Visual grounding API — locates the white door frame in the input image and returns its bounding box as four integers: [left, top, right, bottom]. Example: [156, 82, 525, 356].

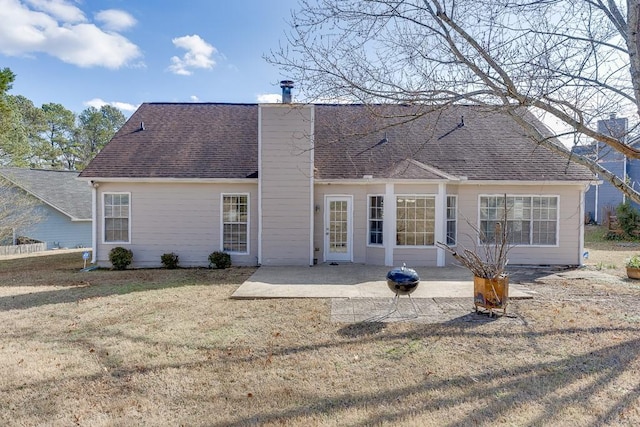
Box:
[324, 195, 353, 262]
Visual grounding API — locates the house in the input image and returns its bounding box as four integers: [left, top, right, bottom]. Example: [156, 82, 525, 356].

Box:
[0, 167, 92, 249]
[79, 85, 594, 268]
[572, 114, 631, 223]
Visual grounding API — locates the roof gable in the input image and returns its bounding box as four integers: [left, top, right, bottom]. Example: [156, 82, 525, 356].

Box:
[80, 103, 259, 179]
[0, 168, 91, 220]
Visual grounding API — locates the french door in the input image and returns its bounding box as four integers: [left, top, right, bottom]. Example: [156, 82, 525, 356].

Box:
[324, 196, 352, 262]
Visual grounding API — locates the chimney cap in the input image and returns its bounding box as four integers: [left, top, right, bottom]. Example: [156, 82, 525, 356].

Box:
[280, 80, 294, 88]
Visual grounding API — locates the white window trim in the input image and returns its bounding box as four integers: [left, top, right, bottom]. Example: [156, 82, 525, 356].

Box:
[220, 193, 250, 255]
[366, 194, 384, 247]
[477, 194, 560, 247]
[446, 194, 458, 246]
[102, 192, 131, 244]
[394, 194, 437, 248]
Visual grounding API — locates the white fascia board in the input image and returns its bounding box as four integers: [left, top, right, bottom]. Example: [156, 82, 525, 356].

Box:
[458, 180, 593, 186]
[80, 177, 259, 184]
[314, 178, 452, 185]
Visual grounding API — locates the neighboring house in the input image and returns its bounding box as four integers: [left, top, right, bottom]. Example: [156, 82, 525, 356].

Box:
[572, 114, 631, 223]
[0, 167, 92, 249]
[79, 87, 594, 268]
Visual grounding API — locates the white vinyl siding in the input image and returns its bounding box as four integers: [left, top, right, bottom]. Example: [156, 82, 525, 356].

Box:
[396, 195, 435, 246]
[259, 105, 314, 266]
[368, 195, 384, 245]
[103, 193, 130, 243]
[222, 194, 249, 254]
[479, 195, 558, 245]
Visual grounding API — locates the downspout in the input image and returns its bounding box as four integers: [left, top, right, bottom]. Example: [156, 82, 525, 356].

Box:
[257, 106, 263, 266]
[90, 182, 98, 263]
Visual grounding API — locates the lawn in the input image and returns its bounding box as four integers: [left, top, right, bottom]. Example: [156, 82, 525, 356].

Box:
[0, 246, 639, 426]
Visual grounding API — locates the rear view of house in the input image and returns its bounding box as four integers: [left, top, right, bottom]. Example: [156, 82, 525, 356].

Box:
[79, 84, 594, 268]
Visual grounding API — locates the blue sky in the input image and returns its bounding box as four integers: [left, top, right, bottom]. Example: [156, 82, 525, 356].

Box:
[0, 0, 300, 115]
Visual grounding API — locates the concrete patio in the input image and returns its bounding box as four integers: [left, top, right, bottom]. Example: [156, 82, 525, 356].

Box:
[231, 263, 536, 299]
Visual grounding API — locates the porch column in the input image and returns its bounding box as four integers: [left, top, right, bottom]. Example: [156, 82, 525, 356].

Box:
[435, 182, 446, 267]
[384, 183, 395, 266]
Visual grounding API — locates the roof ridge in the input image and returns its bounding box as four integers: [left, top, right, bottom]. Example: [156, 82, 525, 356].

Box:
[406, 159, 462, 180]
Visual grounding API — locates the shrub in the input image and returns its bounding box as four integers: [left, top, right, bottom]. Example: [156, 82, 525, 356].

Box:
[616, 202, 640, 238]
[109, 247, 133, 270]
[209, 251, 231, 269]
[161, 252, 180, 269]
[160, 252, 178, 270]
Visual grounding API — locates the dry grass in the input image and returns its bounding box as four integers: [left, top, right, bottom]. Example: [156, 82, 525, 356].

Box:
[1, 251, 639, 426]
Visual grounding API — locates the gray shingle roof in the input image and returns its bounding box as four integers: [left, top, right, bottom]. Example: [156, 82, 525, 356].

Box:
[80, 103, 258, 179]
[79, 103, 593, 182]
[0, 168, 91, 220]
[313, 104, 593, 180]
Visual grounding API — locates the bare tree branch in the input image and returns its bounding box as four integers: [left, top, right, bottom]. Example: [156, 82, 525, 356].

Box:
[270, 0, 640, 203]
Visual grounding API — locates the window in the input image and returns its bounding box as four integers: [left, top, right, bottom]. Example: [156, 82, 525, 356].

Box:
[368, 195, 384, 245]
[532, 196, 558, 245]
[446, 195, 457, 245]
[479, 195, 557, 245]
[222, 194, 248, 253]
[104, 193, 130, 243]
[396, 195, 435, 246]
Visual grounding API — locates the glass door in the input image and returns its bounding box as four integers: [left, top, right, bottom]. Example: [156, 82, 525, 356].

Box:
[325, 196, 352, 262]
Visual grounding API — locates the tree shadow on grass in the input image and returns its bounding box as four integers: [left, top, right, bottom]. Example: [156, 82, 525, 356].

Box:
[210, 326, 640, 427]
[2, 317, 639, 426]
[0, 282, 193, 311]
[0, 268, 253, 311]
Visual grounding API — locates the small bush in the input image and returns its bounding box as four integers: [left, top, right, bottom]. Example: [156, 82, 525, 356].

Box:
[209, 251, 231, 269]
[616, 202, 640, 238]
[161, 252, 180, 269]
[109, 247, 133, 270]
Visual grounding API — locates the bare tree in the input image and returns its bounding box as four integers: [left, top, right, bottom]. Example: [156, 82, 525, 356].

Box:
[0, 177, 43, 245]
[271, 0, 640, 202]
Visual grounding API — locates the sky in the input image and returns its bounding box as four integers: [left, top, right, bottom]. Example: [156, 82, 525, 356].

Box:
[0, 0, 301, 115]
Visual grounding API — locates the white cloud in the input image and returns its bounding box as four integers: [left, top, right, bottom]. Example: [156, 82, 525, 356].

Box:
[190, 95, 200, 102]
[84, 98, 138, 113]
[168, 34, 216, 76]
[26, 0, 84, 23]
[0, 0, 142, 68]
[257, 93, 282, 103]
[95, 9, 137, 32]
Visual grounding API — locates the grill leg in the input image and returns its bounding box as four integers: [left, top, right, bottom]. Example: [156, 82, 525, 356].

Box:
[407, 294, 419, 318]
[364, 292, 419, 322]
